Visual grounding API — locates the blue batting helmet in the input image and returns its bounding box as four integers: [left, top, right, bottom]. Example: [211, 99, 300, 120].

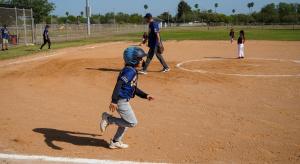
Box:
[123, 47, 147, 65]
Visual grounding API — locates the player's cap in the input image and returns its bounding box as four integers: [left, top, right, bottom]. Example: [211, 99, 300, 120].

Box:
[144, 13, 152, 19]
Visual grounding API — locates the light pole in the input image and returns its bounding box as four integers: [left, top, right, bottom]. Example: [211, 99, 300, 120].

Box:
[86, 0, 91, 36]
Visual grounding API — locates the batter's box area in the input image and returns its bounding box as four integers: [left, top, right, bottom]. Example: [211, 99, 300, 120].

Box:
[177, 58, 300, 77]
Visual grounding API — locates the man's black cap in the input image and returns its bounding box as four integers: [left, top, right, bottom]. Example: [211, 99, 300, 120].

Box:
[144, 13, 152, 19]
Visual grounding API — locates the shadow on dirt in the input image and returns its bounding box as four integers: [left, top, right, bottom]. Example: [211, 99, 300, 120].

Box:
[86, 67, 163, 73]
[33, 128, 109, 150]
[204, 57, 238, 60]
[86, 67, 121, 72]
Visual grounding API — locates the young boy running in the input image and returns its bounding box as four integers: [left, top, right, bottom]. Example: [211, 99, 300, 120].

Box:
[100, 46, 154, 149]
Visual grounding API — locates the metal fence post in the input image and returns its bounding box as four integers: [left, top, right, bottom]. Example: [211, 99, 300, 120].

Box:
[31, 8, 35, 44]
[15, 7, 19, 44]
[66, 24, 68, 41]
[23, 8, 27, 45]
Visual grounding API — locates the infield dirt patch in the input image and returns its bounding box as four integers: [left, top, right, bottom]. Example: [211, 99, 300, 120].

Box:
[0, 41, 299, 163]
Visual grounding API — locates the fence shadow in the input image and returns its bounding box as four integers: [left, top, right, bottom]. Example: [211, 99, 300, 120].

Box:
[33, 128, 109, 150]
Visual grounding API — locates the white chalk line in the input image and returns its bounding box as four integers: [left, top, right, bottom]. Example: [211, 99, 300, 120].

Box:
[0, 42, 123, 68]
[176, 58, 300, 77]
[0, 51, 64, 68]
[0, 153, 162, 164]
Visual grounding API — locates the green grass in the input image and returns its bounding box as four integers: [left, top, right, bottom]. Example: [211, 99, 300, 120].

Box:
[1, 27, 299, 60]
[125, 27, 300, 41]
[0, 35, 139, 60]
[160, 28, 300, 41]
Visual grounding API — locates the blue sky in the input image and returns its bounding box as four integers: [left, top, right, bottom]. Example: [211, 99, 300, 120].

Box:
[49, 0, 300, 16]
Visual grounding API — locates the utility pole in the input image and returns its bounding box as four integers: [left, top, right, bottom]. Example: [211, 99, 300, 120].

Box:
[99, 13, 101, 24]
[86, 0, 91, 36]
[113, 8, 116, 24]
[167, 11, 170, 27]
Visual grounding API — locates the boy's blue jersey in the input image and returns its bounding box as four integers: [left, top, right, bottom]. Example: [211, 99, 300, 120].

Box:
[148, 21, 160, 48]
[118, 66, 138, 100]
[1, 28, 9, 39]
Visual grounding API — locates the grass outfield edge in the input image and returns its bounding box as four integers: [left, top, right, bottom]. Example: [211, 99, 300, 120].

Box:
[1, 28, 300, 60]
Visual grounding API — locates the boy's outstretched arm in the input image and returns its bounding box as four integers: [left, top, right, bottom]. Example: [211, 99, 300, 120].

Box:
[136, 88, 154, 101]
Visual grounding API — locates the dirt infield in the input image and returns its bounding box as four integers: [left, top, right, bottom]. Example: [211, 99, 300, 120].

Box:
[0, 41, 299, 163]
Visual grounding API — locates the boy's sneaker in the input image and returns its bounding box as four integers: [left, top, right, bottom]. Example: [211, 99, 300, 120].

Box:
[109, 140, 129, 149]
[162, 68, 170, 73]
[138, 70, 148, 75]
[100, 112, 110, 133]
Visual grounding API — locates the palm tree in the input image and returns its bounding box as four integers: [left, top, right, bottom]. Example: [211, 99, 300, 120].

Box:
[194, 3, 199, 10]
[65, 11, 69, 24]
[232, 9, 236, 14]
[247, 2, 254, 13]
[214, 3, 219, 13]
[251, 2, 255, 12]
[144, 4, 148, 13]
[194, 4, 199, 21]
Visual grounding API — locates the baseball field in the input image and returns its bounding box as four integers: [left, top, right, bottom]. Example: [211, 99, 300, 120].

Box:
[0, 28, 300, 163]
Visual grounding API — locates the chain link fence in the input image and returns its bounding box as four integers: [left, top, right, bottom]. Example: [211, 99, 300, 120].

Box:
[0, 7, 34, 45]
[35, 24, 147, 44]
[1, 7, 147, 46]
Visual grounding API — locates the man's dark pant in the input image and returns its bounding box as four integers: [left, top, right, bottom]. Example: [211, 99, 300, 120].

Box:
[142, 46, 169, 71]
[40, 38, 51, 49]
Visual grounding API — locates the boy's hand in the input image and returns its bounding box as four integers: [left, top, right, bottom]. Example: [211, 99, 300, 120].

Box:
[109, 103, 118, 112]
[147, 95, 155, 101]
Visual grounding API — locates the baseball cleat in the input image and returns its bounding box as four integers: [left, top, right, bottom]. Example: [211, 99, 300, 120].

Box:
[109, 140, 129, 149]
[100, 112, 110, 133]
[162, 68, 170, 73]
[138, 70, 148, 75]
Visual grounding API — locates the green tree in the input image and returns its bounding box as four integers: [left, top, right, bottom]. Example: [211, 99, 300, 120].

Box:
[158, 12, 172, 22]
[6, 0, 55, 23]
[260, 3, 279, 23]
[278, 2, 297, 23]
[177, 0, 192, 23]
[0, 0, 8, 3]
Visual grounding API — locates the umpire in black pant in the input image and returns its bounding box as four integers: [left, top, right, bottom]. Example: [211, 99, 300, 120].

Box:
[40, 25, 51, 50]
[139, 13, 170, 75]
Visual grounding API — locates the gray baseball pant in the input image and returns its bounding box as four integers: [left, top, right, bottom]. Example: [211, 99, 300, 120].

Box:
[143, 46, 169, 71]
[107, 99, 138, 142]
